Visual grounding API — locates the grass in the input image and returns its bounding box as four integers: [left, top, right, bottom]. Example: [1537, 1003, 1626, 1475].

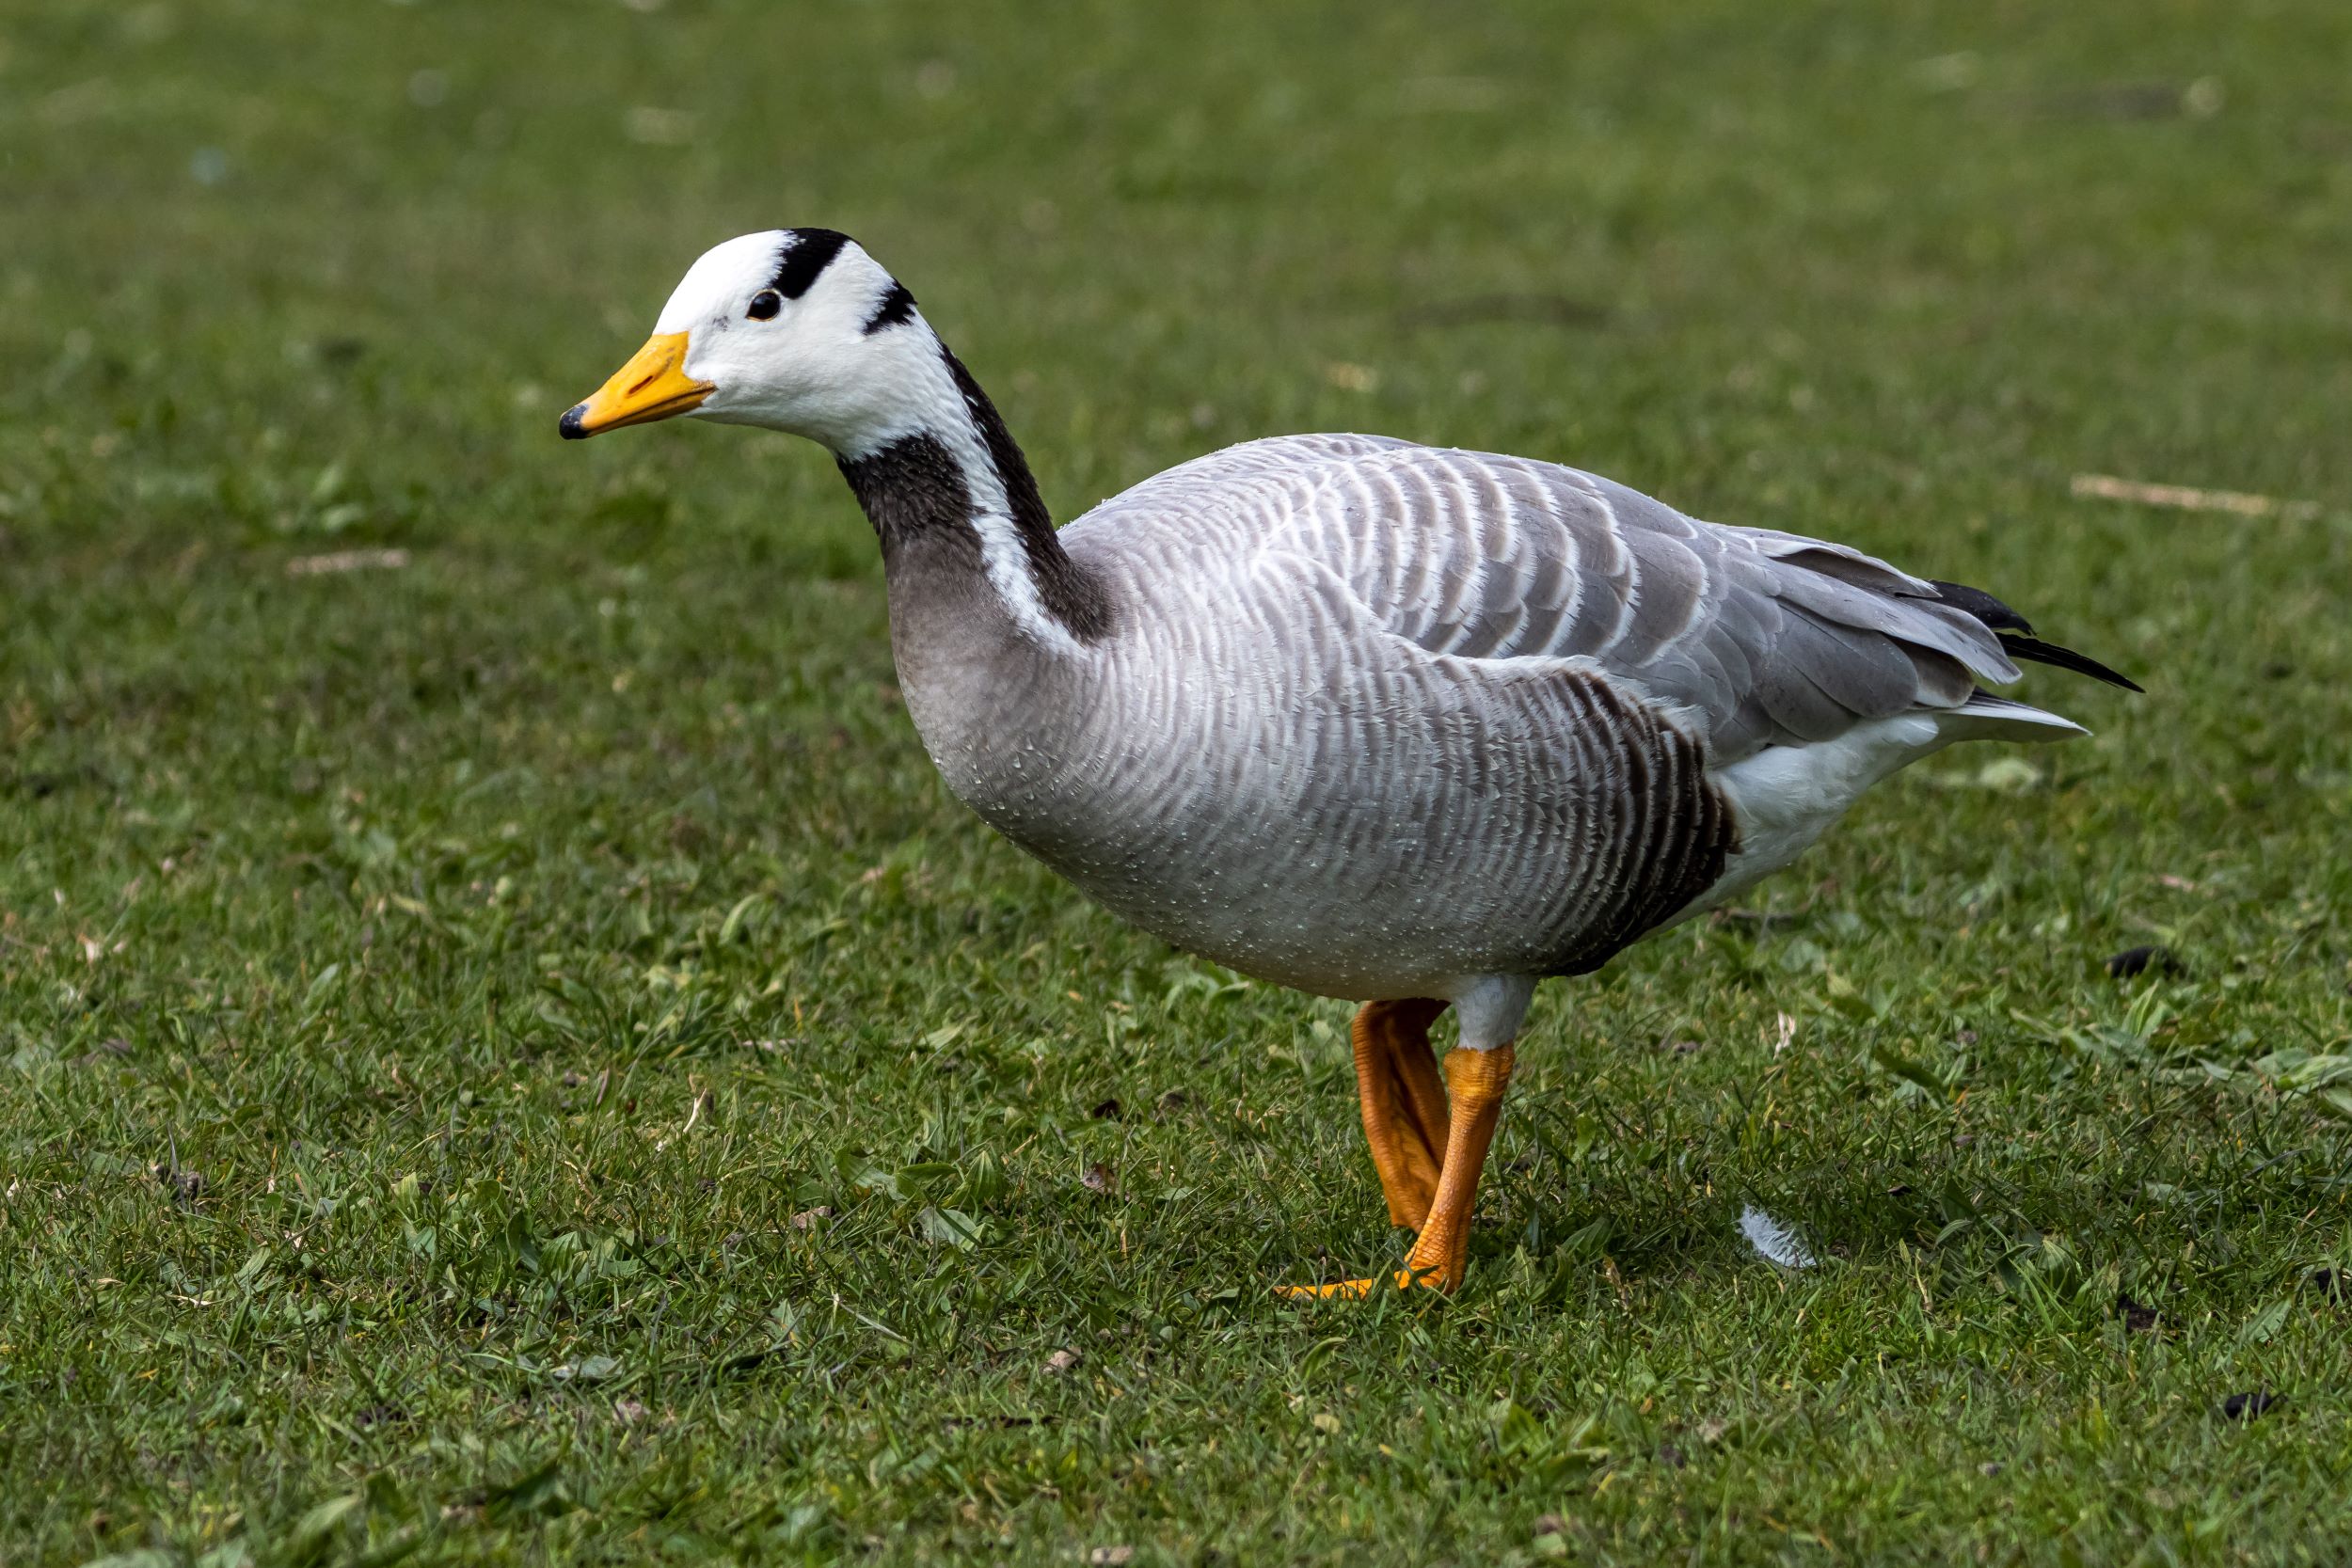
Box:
[5, 0, 2352, 1561]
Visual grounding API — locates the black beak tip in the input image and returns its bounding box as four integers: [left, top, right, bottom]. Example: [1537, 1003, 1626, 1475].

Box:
[558, 404, 588, 440]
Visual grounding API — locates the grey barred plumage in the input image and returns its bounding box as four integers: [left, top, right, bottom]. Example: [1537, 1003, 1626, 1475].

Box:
[1091, 436, 2026, 762]
[885, 430, 2071, 999]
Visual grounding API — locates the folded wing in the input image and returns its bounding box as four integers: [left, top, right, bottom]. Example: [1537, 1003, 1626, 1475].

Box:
[1124, 436, 2046, 763]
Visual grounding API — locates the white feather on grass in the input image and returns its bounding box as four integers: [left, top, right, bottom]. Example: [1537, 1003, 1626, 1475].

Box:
[1739, 1203, 1817, 1269]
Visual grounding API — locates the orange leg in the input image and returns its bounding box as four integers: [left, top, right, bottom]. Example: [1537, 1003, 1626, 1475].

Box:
[1350, 998, 1451, 1228]
[1398, 1043, 1515, 1290]
[1283, 1039, 1517, 1298]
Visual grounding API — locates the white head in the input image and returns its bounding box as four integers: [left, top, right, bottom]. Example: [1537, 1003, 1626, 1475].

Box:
[564, 229, 1111, 655]
[561, 229, 955, 457]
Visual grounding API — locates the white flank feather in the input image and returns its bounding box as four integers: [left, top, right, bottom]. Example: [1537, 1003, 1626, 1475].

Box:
[1739, 1203, 1816, 1270]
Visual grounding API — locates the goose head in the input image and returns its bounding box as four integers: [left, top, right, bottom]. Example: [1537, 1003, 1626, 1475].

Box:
[558, 229, 1106, 650]
[560, 229, 935, 456]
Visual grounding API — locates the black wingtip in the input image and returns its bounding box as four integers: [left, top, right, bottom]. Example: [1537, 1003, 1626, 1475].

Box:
[559, 404, 588, 440]
[1999, 633, 2145, 694]
[1930, 578, 2141, 693]
[1927, 578, 2034, 634]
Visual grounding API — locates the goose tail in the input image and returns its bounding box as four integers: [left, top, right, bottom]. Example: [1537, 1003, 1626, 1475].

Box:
[1938, 690, 2090, 744]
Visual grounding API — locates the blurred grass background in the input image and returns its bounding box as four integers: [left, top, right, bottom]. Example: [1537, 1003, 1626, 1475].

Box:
[5, 1, 2352, 1562]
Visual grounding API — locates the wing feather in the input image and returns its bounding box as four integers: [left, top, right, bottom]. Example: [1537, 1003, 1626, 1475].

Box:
[1075, 436, 2066, 764]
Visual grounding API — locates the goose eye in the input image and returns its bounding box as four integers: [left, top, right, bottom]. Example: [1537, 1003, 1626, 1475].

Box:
[746, 290, 782, 321]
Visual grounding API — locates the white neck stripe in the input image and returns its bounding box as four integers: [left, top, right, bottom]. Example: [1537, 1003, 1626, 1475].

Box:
[845, 338, 1085, 658]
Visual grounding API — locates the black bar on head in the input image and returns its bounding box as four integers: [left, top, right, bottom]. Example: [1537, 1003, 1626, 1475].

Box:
[769, 229, 853, 299]
[863, 281, 918, 335]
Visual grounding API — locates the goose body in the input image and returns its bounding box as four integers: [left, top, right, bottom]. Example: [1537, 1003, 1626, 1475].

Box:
[907, 430, 2089, 1004]
[565, 229, 2136, 1292]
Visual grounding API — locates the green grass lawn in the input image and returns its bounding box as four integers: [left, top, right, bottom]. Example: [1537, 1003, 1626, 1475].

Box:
[7, 0, 2352, 1561]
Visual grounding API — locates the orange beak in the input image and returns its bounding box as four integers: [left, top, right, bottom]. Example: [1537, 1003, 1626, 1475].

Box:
[559, 332, 712, 438]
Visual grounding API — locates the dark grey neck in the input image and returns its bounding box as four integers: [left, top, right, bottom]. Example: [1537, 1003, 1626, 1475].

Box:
[834, 346, 1112, 645]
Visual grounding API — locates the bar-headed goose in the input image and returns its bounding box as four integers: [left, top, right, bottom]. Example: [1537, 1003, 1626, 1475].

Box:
[563, 229, 2137, 1295]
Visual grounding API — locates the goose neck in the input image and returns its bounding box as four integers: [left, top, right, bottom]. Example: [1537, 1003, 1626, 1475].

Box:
[834, 342, 1111, 657]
